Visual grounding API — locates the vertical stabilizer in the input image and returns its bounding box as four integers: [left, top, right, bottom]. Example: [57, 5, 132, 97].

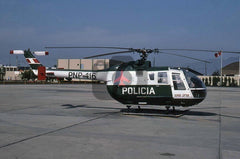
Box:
[23, 49, 43, 70]
[10, 49, 48, 76]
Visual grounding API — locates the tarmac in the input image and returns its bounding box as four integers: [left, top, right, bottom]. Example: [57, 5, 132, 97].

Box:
[0, 84, 239, 159]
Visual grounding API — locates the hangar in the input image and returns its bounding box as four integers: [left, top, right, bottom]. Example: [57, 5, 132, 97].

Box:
[222, 61, 240, 76]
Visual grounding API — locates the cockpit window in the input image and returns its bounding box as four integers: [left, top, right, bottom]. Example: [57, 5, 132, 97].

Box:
[158, 72, 168, 84]
[172, 73, 186, 90]
[183, 70, 206, 88]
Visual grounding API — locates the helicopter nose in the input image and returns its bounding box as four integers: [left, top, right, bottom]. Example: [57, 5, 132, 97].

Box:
[191, 88, 207, 99]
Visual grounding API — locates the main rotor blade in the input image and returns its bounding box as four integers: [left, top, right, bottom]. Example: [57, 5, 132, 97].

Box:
[84, 50, 133, 59]
[45, 46, 240, 54]
[158, 49, 240, 54]
[45, 46, 132, 50]
[159, 51, 211, 63]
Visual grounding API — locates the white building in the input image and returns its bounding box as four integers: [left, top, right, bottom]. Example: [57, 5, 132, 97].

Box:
[3, 66, 21, 80]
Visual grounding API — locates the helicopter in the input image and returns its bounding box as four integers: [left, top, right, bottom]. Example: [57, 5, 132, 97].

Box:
[47, 46, 211, 111]
[10, 47, 240, 111]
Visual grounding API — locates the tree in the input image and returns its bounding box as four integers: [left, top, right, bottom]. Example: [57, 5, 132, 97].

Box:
[209, 77, 212, 86]
[230, 78, 237, 87]
[0, 66, 6, 81]
[205, 77, 209, 86]
[21, 70, 37, 80]
[228, 77, 231, 87]
[222, 77, 227, 87]
[212, 71, 220, 76]
[213, 76, 219, 86]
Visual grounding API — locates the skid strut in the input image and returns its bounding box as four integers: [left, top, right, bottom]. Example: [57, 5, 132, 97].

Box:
[126, 105, 131, 109]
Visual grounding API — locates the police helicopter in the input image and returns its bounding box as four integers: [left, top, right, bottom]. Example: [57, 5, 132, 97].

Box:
[11, 47, 240, 111]
[45, 46, 212, 111]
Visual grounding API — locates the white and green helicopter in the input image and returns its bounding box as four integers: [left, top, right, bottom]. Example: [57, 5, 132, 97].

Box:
[11, 47, 240, 110]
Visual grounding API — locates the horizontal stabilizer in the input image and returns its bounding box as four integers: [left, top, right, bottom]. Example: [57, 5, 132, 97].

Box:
[34, 51, 49, 56]
[10, 50, 24, 54]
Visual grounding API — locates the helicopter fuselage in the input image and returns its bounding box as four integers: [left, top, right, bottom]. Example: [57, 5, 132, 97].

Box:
[97, 61, 207, 107]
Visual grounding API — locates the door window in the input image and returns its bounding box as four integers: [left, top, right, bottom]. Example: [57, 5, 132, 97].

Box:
[158, 72, 168, 84]
[149, 73, 154, 80]
[172, 73, 186, 90]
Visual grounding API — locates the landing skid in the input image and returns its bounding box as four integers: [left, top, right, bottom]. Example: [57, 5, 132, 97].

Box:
[122, 106, 188, 118]
[126, 105, 131, 110]
[165, 106, 175, 112]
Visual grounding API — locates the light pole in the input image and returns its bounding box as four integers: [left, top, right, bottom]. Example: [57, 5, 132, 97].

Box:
[220, 52, 223, 86]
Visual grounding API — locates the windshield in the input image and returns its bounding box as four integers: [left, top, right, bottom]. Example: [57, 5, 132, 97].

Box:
[183, 70, 206, 88]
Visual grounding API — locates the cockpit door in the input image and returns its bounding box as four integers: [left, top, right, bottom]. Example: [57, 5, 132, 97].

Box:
[171, 71, 193, 99]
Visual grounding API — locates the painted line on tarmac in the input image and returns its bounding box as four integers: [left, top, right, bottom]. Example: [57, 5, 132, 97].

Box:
[0, 105, 42, 113]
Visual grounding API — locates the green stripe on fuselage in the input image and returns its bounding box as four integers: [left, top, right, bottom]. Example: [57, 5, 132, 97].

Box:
[107, 85, 172, 105]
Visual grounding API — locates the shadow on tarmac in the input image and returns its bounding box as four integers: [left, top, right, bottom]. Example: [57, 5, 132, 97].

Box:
[121, 108, 217, 117]
[183, 110, 217, 116]
[61, 104, 218, 117]
[62, 104, 122, 110]
[62, 104, 86, 109]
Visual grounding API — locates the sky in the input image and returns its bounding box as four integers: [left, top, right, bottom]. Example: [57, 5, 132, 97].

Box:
[0, 0, 240, 72]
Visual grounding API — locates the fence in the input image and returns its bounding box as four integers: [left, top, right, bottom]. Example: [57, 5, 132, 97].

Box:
[199, 76, 240, 87]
